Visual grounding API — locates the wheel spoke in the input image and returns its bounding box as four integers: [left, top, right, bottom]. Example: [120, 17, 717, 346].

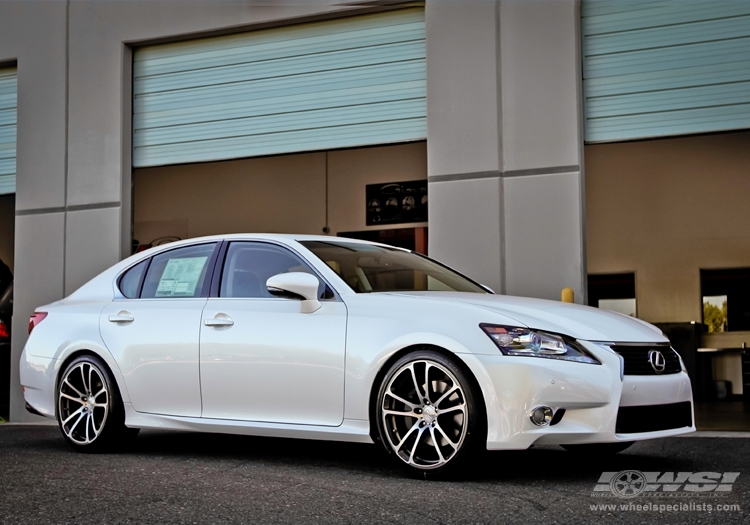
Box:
[68, 411, 86, 437]
[85, 414, 91, 443]
[409, 365, 423, 400]
[80, 365, 89, 394]
[408, 426, 426, 465]
[435, 423, 458, 449]
[64, 379, 85, 399]
[60, 392, 84, 404]
[424, 364, 431, 403]
[438, 404, 466, 416]
[88, 366, 94, 395]
[383, 408, 415, 417]
[394, 420, 421, 451]
[429, 426, 446, 463]
[91, 387, 107, 400]
[385, 391, 418, 410]
[62, 405, 84, 425]
[434, 385, 458, 408]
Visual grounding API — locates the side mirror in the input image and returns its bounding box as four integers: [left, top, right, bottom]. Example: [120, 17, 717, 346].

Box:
[266, 273, 321, 314]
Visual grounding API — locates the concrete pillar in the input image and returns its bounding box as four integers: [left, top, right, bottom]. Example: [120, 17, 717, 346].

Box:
[427, 0, 586, 302]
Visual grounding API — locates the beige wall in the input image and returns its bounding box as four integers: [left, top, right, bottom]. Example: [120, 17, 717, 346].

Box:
[586, 131, 750, 324]
[133, 142, 427, 245]
[0, 195, 13, 273]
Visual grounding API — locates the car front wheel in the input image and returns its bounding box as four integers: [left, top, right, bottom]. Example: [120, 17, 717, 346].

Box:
[57, 355, 137, 452]
[375, 349, 484, 477]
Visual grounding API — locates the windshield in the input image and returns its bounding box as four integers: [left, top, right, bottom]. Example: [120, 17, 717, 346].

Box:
[300, 240, 488, 294]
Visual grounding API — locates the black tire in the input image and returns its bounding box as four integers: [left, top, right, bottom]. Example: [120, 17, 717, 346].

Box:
[57, 354, 138, 452]
[561, 441, 635, 455]
[375, 349, 485, 478]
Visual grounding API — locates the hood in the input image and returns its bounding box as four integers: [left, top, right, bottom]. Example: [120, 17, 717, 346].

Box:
[385, 292, 668, 343]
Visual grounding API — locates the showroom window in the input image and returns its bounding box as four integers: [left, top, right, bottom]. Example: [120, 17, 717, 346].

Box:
[588, 273, 637, 317]
[141, 243, 216, 299]
[701, 268, 750, 332]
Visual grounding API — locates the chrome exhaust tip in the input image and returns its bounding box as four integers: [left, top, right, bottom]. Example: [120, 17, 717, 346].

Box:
[530, 406, 554, 426]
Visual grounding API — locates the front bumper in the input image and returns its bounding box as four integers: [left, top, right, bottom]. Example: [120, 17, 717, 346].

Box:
[461, 342, 695, 450]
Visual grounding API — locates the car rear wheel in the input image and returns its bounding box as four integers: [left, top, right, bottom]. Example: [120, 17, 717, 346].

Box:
[57, 355, 138, 452]
[375, 349, 484, 477]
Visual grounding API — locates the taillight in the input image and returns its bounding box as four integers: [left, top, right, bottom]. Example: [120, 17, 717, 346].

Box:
[0, 319, 9, 339]
[28, 312, 48, 334]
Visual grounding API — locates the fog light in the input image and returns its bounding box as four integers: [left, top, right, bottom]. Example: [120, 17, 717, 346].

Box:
[530, 406, 553, 426]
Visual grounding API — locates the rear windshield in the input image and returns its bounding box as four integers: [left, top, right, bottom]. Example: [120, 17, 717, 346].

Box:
[300, 240, 487, 294]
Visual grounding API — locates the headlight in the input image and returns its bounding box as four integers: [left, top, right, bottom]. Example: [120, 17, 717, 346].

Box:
[479, 324, 600, 364]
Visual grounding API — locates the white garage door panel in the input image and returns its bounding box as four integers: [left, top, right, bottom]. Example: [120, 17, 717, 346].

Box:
[582, 0, 750, 143]
[0, 67, 17, 195]
[133, 8, 426, 167]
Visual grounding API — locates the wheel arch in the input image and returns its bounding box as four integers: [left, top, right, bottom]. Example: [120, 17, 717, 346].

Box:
[55, 349, 126, 420]
[367, 344, 488, 444]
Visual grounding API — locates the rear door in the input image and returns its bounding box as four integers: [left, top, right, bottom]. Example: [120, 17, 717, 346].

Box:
[100, 242, 218, 417]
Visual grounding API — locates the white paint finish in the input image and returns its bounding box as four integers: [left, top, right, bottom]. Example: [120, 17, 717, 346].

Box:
[21, 234, 693, 449]
[0, 1, 67, 212]
[200, 299, 346, 425]
[65, 207, 122, 295]
[504, 172, 585, 302]
[619, 373, 692, 407]
[425, 0, 501, 176]
[99, 299, 206, 417]
[428, 177, 504, 293]
[10, 212, 65, 422]
[499, 0, 581, 171]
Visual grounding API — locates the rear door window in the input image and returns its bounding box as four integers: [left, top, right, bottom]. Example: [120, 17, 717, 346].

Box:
[141, 243, 217, 299]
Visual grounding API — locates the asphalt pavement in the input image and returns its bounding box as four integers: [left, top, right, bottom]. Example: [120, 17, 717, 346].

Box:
[0, 424, 747, 524]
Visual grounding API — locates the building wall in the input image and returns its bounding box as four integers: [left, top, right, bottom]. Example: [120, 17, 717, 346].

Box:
[134, 142, 427, 243]
[427, 0, 586, 301]
[586, 130, 750, 324]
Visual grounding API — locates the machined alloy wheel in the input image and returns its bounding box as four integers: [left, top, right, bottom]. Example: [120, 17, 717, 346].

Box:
[57, 355, 137, 451]
[59, 361, 110, 445]
[376, 350, 483, 476]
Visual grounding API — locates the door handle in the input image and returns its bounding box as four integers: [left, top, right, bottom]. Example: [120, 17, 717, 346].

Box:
[108, 312, 134, 323]
[204, 317, 234, 327]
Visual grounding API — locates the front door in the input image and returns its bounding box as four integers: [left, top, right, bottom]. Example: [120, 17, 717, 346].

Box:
[199, 241, 347, 426]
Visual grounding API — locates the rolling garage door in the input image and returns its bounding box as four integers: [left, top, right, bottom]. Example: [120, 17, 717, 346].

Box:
[0, 67, 17, 194]
[133, 8, 426, 167]
[582, 1, 750, 143]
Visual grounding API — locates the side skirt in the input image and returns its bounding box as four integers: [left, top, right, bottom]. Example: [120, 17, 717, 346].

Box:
[123, 404, 374, 444]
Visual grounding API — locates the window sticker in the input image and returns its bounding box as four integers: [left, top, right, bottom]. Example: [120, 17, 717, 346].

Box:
[155, 256, 208, 297]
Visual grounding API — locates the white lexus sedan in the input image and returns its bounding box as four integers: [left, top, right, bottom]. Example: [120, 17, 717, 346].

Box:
[21, 234, 694, 476]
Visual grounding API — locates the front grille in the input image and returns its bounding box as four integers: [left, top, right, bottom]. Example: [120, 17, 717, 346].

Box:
[616, 401, 693, 434]
[611, 345, 682, 375]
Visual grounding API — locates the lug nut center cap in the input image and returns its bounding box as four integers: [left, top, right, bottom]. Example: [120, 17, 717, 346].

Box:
[422, 405, 437, 424]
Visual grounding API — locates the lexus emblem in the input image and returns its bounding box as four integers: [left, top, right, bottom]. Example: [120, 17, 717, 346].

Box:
[648, 350, 666, 374]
